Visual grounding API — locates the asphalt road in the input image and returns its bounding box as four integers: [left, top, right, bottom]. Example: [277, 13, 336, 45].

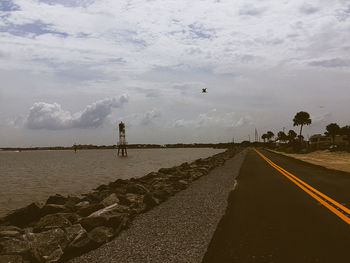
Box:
[202, 148, 350, 263]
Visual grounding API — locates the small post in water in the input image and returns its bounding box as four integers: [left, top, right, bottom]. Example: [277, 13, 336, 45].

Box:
[117, 121, 127, 157]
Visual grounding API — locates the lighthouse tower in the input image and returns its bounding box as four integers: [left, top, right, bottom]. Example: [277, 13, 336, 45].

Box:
[117, 121, 127, 157]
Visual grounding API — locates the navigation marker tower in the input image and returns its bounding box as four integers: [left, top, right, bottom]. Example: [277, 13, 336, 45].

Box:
[117, 121, 127, 157]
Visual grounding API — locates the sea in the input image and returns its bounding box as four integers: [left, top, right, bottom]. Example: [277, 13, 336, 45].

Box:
[0, 148, 224, 216]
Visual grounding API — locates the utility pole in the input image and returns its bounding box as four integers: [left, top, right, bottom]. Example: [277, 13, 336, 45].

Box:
[255, 128, 259, 142]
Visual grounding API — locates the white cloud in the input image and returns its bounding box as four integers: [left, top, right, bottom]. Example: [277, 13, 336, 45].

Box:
[26, 95, 128, 130]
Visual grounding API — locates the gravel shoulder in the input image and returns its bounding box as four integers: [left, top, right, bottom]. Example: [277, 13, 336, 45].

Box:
[69, 150, 247, 263]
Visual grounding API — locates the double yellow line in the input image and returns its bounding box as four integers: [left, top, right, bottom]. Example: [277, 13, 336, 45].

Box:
[254, 149, 350, 225]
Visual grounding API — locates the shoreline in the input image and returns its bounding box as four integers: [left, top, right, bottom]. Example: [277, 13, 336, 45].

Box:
[0, 148, 239, 263]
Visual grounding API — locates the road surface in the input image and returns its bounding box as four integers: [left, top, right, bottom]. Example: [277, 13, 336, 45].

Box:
[202, 148, 350, 263]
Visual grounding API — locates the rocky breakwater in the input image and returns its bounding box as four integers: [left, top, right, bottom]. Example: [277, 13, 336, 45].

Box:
[0, 149, 238, 263]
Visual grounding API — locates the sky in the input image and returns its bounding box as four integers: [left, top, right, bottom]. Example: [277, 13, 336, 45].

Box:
[0, 0, 350, 147]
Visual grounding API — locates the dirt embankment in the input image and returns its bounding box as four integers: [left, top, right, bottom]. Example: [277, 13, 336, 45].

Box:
[272, 150, 350, 173]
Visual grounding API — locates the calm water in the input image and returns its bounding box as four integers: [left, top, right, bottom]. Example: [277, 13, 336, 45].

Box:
[0, 148, 224, 216]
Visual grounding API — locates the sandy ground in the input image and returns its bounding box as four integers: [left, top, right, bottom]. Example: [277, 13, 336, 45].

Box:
[273, 150, 350, 173]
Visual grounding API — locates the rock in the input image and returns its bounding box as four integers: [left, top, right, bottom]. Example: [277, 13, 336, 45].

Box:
[158, 167, 177, 174]
[0, 230, 21, 238]
[143, 193, 160, 209]
[152, 187, 174, 201]
[142, 172, 160, 180]
[0, 226, 23, 233]
[88, 226, 114, 244]
[5, 203, 43, 227]
[0, 237, 30, 255]
[77, 203, 104, 217]
[126, 184, 149, 195]
[63, 196, 82, 210]
[174, 180, 189, 190]
[0, 226, 23, 238]
[125, 193, 143, 204]
[64, 224, 87, 243]
[190, 171, 204, 180]
[79, 217, 107, 231]
[88, 203, 129, 218]
[40, 204, 66, 217]
[94, 184, 109, 191]
[101, 193, 119, 207]
[82, 204, 129, 230]
[84, 190, 110, 203]
[34, 214, 71, 232]
[74, 201, 90, 209]
[46, 194, 66, 205]
[64, 230, 91, 256]
[30, 228, 68, 263]
[59, 213, 80, 225]
[0, 255, 23, 263]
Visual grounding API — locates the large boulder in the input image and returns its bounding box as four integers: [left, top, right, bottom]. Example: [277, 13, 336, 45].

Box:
[80, 204, 129, 230]
[40, 204, 66, 217]
[29, 228, 68, 263]
[79, 217, 107, 231]
[0, 237, 30, 256]
[64, 224, 87, 244]
[4, 203, 42, 227]
[45, 194, 67, 205]
[77, 203, 104, 217]
[143, 193, 160, 209]
[62, 225, 90, 259]
[88, 226, 114, 245]
[101, 193, 119, 207]
[34, 214, 71, 232]
[63, 196, 82, 211]
[126, 184, 149, 195]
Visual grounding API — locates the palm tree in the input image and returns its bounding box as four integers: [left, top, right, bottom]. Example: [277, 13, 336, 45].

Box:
[261, 134, 268, 143]
[325, 123, 340, 146]
[277, 131, 288, 143]
[266, 131, 274, 142]
[293, 111, 312, 143]
[340, 126, 350, 146]
[288, 130, 297, 143]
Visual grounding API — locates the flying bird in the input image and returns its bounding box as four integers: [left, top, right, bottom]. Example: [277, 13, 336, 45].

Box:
[202, 88, 207, 93]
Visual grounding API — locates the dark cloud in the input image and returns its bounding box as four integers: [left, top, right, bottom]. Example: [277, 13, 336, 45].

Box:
[0, 21, 68, 37]
[309, 58, 350, 68]
[239, 5, 265, 16]
[188, 23, 216, 40]
[38, 0, 95, 8]
[0, 0, 19, 12]
[26, 95, 129, 130]
[299, 4, 320, 15]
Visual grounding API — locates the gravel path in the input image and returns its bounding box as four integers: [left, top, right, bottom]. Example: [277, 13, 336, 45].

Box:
[69, 150, 247, 263]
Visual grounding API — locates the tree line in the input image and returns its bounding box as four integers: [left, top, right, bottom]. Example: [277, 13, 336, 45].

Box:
[261, 111, 350, 148]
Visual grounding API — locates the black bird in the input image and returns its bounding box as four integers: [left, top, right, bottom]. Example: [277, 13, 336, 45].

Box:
[202, 88, 207, 93]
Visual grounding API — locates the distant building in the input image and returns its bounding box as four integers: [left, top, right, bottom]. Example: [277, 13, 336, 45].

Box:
[309, 134, 348, 149]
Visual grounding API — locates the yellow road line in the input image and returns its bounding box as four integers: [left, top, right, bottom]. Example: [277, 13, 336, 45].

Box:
[254, 149, 350, 225]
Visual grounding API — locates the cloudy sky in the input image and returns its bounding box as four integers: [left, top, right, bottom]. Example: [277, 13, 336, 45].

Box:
[1, 0, 350, 147]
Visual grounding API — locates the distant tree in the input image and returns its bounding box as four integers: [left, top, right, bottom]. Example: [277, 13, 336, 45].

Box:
[277, 131, 288, 143]
[340, 125, 350, 147]
[288, 130, 297, 143]
[266, 131, 274, 142]
[325, 123, 340, 145]
[261, 134, 268, 143]
[297, 135, 304, 142]
[293, 111, 312, 143]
